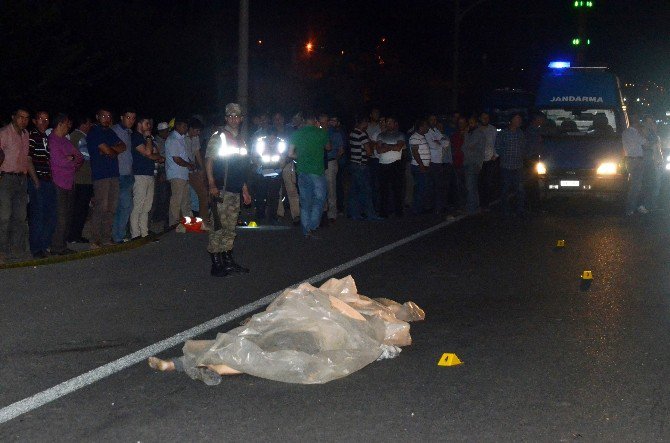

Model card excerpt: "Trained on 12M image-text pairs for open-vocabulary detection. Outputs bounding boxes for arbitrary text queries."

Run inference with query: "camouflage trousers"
[207,191,240,253]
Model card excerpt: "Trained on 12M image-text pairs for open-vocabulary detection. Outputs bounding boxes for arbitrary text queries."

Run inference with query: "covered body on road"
[151,276,424,385]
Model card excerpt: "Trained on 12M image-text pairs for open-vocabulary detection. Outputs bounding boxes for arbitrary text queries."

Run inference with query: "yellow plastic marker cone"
[437,353,463,367]
[248,221,258,227]
[556,240,565,247]
[581,270,593,280]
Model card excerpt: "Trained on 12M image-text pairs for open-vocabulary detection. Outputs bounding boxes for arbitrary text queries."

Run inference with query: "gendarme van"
[533,62,629,200]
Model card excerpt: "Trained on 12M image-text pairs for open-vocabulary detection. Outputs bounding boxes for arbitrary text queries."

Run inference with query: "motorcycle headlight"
[256,138,265,155]
[262,154,271,163]
[596,162,617,175]
[239,147,248,156]
[535,162,547,175]
[277,140,287,153]
[271,155,280,162]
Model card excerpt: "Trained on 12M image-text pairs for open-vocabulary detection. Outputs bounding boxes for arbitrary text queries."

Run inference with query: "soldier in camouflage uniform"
[205,103,252,277]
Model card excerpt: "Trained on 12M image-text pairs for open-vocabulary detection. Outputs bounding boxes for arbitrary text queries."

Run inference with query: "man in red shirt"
[0,107,31,262]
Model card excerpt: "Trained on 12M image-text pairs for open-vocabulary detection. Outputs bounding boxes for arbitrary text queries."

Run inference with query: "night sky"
[0,0,668,124]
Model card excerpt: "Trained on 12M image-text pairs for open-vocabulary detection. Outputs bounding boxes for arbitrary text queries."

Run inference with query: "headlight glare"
[256,138,265,155]
[535,162,547,175]
[596,162,617,175]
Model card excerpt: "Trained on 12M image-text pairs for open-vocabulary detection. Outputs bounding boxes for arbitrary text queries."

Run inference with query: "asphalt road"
[1,199,669,442]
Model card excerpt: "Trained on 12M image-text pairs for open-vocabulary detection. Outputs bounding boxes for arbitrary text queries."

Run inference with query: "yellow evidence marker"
[248,221,258,227]
[437,353,463,367]
[581,270,593,280]
[556,240,565,247]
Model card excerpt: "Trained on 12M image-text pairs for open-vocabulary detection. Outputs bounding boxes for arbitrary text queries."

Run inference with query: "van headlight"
[596,162,618,175]
[535,162,547,175]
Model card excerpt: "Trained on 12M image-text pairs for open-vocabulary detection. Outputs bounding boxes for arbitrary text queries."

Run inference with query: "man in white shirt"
[151,122,171,231]
[376,117,405,217]
[165,117,196,226]
[622,113,647,216]
[478,112,499,209]
[410,119,431,214]
[426,115,451,214]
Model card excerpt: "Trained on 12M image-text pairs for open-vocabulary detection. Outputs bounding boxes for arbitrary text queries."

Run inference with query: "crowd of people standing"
[0,103,543,264]
[4,101,660,265]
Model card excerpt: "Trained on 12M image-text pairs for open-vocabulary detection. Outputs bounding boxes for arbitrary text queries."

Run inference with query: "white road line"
[0,217,460,424]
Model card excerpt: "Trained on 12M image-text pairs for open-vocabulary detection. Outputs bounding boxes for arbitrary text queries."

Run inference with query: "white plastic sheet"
[179,275,424,384]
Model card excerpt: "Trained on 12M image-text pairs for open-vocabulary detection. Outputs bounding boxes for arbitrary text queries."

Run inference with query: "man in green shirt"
[289,115,330,238]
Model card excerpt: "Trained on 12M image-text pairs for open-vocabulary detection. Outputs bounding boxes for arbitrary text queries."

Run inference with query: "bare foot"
[148,356,175,372]
[207,364,243,375]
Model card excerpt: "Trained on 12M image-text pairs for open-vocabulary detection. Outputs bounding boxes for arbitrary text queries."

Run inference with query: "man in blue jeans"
[289,114,330,238]
[347,117,382,221]
[111,107,136,243]
[27,111,57,258]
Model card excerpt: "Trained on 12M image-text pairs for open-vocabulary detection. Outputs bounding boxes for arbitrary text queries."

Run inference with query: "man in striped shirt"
[27,111,57,258]
[410,119,431,214]
[347,117,382,221]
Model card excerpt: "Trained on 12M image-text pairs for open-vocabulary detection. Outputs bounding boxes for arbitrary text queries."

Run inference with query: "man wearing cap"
[0,106,31,262]
[165,117,195,227]
[205,103,251,277]
[151,121,171,231]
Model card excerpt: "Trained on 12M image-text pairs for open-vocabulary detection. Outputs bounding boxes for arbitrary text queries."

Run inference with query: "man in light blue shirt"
[165,117,196,226]
[111,107,136,242]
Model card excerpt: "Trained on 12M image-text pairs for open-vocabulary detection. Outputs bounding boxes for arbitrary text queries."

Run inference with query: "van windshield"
[540,108,617,137]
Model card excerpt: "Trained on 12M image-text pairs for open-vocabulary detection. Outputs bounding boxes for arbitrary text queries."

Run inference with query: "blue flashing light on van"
[548,61,571,69]
[533,63,628,200]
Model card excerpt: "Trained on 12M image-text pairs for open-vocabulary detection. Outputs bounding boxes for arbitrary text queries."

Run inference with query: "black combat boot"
[210,252,229,277]
[224,250,249,273]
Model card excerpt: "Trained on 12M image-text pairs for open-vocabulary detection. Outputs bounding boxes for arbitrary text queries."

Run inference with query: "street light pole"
[451,0,460,111]
[451,0,490,111]
[237,0,249,137]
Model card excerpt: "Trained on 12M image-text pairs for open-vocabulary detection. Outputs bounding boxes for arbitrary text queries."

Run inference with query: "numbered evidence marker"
[437,353,463,367]
[556,240,565,248]
[580,270,593,291]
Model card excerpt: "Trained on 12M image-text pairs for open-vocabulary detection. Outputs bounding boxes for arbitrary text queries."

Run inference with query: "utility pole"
[451,0,460,111]
[237,0,249,137]
[451,0,490,111]
[571,1,593,65]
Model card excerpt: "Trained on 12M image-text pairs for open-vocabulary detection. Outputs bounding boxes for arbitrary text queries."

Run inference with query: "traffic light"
[572,38,591,46]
